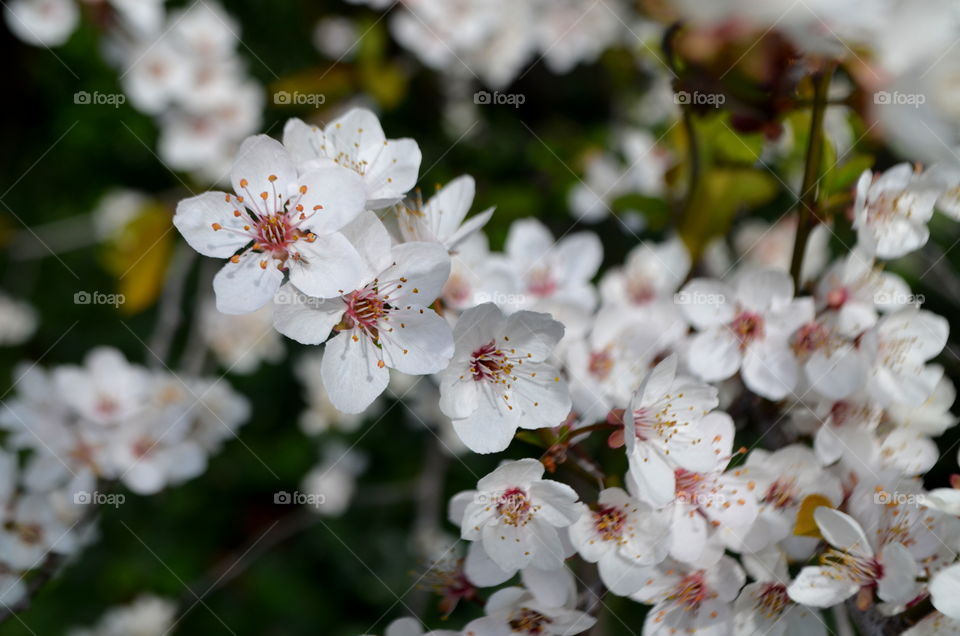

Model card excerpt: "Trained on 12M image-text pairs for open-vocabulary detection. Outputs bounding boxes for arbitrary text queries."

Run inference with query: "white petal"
[814,508,872,557]
[742,342,799,400]
[677,279,736,329]
[320,330,389,413]
[930,563,960,620]
[174,191,251,257]
[876,542,919,604]
[687,329,742,382]
[382,242,451,306]
[379,307,453,375]
[271,284,344,344]
[298,165,367,234]
[787,566,859,607]
[231,135,297,209]
[288,232,365,299]
[213,252,284,315]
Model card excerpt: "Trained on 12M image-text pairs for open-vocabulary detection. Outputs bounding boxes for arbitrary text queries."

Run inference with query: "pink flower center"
[791,322,830,356]
[820,550,884,585]
[527,268,557,297]
[826,286,848,309]
[593,505,628,541]
[254,213,298,256]
[755,583,790,618]
[627,278,655,305]
[730,311,764,348]
[764,478,797,509]
[674,468,704,504]
[470,341,511,382]
[497,487,535,526]
[669,571,710,609]
[508,607,552,634]
[344,289,388,335]
[588,349,614,380]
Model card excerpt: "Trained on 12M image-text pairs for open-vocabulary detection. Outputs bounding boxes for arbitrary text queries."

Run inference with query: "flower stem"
[789,64,834,289]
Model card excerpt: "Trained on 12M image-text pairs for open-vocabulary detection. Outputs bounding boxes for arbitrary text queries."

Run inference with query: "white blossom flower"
[568,487,671,594]
[283,108,421,209]
[438,303,570,454]
[734,548,827,636]
[53,347,149,426]
[274,240,454,414]
[620,354,727,508]
[458,459,581,573]
[631,556,745,636]
[504,218,602,333]
[463,586,595,636]
[930,563,960,621]
[201,302,284,374]
[814,249,911,337]
[67,594,177,636]
[4,0,78,47]
[860,308,948,408]
[679,269,814,400]
[396,175,494,251]
[852,164,940,259]
[787,507,919,608]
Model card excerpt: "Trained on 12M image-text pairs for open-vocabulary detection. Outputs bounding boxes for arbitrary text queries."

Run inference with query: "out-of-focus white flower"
[301,443,367,517]
[504,218,602,337]
[67,594,177,636]
[0,293,37,346]
[734,548,827,636]
[733,215,830,285]
[679,269,814,400]
[852,164,940,260]
[4,0,78,47]
[201,302,284,374]
[312,16,359,60]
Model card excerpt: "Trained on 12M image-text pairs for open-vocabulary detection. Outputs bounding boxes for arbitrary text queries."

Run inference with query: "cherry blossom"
[175,135,369,313]
[439,303,570,453]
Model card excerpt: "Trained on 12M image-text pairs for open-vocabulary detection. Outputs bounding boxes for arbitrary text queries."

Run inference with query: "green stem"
[789,65,834,289]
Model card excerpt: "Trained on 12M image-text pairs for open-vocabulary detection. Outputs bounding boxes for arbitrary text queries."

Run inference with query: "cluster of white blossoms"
[167,103,960,635]
[5,0,261,184]
[0,347,248,609]
[346,0,630,88]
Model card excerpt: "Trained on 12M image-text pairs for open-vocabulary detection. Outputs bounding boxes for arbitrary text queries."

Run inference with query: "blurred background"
[4,0,960,633]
